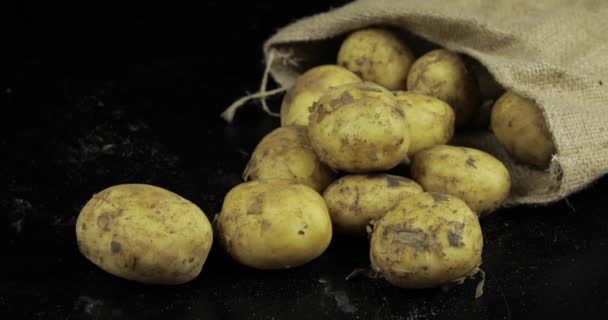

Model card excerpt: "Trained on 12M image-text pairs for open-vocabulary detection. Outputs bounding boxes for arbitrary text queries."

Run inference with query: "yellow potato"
[76,184,213,284]
[323,174,423,234]
[394,91,455,157]
[217,180,332,270]
[491,90,556,168]
[337,28,415,90]
[370,192,483,288]
[308,82,410,172]
[411,145,511,216]
[243,126,335,192]
[280,65,361,127]
[407,49,480,127]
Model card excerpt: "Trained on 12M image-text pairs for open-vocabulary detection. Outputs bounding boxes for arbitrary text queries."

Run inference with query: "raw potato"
[243,126,335,192]
[280,65,361,127]
[370,192,483,288]
[491,90,556,168]
[407,49,480,127]
[217,180,332,270]
[308,81,410,172]
[394,91,455,157]
[411,145,511,216]
[76,184,213,284]
[337,28,415,90]
[323,174,423,234]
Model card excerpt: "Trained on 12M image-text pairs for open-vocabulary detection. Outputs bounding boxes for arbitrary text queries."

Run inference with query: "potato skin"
[243,126,335,192]
[337,28,415,90]
[308,82,410,172]
[491,90,555,168]
[75,184,213,285]
[394,91,455,156]
[323,174,423,234]
[407,49,480,127]
[217,180,332,270]
[370,192,483,288]
[411,145,511,216]
[280,65,361,127]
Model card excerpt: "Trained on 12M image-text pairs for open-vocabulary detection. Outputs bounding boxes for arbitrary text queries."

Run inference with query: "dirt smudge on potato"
[247,195,264,215]
[260,219,272,231]
[385,175,405,188]
[393,106,405,118]
[358,84,382,92]
[111,241,122,253]
[447,221,465,247]
[431,193,449,202]
[329,91,356,108]
[466,157,477,169]
[314,104,331,124]
[97,215,110,231]
[387,224,429,251]
[350,186,361,213]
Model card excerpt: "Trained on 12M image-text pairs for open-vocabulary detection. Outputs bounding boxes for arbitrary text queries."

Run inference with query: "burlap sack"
[258,0,608,205]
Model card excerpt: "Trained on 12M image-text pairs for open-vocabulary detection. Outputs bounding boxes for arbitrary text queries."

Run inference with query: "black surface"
[3,2,608,319]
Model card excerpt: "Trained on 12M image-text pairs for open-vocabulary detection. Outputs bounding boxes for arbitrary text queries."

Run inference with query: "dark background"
[2,1,608,319]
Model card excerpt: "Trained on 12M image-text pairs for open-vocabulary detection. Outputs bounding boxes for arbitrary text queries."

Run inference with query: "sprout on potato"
[370,192,483,289]
[407,49,480,127]
[76,184,213,285]
[491,90,556,169]
[337,28,415,90]
[411,145,511,216]
[217,180,332,270]
[280,65,361,127]
[243,126,335,192]
[308,81,410,172]
[323,174,423,235]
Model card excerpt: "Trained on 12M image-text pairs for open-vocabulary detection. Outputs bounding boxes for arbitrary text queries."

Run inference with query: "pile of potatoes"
[75,27,556,290]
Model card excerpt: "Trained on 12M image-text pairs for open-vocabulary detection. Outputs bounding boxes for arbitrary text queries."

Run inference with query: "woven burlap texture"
[262,0,608,205]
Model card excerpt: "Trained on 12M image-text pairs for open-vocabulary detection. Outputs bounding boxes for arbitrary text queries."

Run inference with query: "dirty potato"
[308,82,410,172]
[243,126,335,192]
[491,90,556,168]
[337,28,415,90]
[323,174,423,234]
[407,49,480,127]
[76,184,213,284]
[370,192,483,288]
[217,180,332,270]
[411,145,511,216]
[280,65,362,127]
[394,91,455,157]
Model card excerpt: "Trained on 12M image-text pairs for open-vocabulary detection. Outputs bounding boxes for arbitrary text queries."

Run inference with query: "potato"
[337,28,415,90]
[323,174,423,234]
[280,65,362,127]
[217,180,332,270]
[370,192,483,288]
[411,145,511,216]
[407,49,480,127]
[308,81,410,172]
[243,126,335,192]
[491,90,556,168]
[75,184,213,284]
[394,91,455,157]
